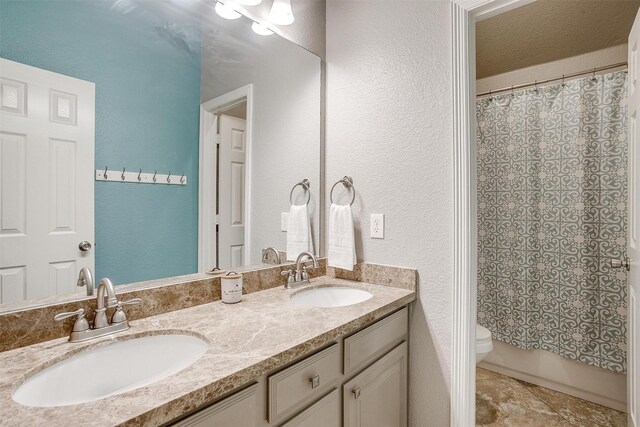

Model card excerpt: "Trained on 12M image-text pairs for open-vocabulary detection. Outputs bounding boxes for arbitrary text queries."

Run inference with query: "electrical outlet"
[281,212,289,231]
[370,214,384,239]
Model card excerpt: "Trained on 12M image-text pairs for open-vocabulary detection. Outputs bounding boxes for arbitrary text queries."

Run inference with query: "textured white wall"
[326,1,452,425]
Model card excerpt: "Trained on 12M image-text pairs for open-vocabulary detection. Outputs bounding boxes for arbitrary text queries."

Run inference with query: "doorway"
[198,84,253,272]
[450,1,640,425]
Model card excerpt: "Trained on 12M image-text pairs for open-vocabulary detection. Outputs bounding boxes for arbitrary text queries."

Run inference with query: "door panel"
[0,59,94,303]
[218,114,246,269]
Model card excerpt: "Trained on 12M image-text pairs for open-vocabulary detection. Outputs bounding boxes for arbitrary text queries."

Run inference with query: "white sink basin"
[12,334,208,407]
[290,286,373,308]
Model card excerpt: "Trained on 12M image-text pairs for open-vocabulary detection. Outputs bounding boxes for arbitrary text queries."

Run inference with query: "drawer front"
[280,388,340,427]
[172,383,258,427]
[268,343,340,422]
[343,307,408,375]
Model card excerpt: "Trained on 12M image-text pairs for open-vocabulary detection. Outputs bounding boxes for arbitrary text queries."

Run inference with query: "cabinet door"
[281,389,340,427]
[172,384,258,427]
[343,342,407,427]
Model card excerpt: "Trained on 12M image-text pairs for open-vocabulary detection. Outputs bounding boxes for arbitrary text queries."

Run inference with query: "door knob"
[78,241,92,252]
[610,258,630,271]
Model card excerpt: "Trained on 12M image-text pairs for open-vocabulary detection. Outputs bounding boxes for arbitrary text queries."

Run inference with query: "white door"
[629,10,640,427]
[218,114,246,269]
[0,59,95,303]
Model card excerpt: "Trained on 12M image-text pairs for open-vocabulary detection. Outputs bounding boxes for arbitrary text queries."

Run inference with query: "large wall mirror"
[0,0,321,310]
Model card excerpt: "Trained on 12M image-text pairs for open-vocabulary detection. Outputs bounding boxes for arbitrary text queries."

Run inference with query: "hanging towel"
[286,204,312,261]
[328,203,356,271]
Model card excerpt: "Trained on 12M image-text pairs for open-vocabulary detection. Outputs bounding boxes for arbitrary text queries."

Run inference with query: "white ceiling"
[476,0,639,78]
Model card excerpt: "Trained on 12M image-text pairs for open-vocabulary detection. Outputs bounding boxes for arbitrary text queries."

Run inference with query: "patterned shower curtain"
[476,71,628,373]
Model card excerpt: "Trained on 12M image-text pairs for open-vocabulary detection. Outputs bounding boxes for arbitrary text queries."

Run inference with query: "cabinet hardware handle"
[309,375,320,389]
[352,388,361,399]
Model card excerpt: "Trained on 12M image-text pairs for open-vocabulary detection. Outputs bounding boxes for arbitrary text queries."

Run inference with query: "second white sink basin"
[12,334,208,407]
[290,286,373,308]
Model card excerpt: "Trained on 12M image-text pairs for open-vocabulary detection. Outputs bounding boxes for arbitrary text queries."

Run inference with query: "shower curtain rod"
[476,61,628,98]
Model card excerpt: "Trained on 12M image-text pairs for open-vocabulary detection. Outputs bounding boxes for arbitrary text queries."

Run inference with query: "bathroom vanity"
[0,274,415,426]
[173,306,408,427]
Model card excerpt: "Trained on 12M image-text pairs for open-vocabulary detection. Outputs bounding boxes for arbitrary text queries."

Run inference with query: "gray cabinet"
[172,384,258,427]
[343,342,408,427]
[280,389,341,427]
[172,307,409,427]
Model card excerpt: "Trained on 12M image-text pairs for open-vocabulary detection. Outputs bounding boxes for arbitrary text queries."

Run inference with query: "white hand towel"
[286,204,312,261]
[328,203,356,271]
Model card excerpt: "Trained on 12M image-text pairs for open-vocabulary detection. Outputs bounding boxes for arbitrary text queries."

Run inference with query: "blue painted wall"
[1,0,201,285]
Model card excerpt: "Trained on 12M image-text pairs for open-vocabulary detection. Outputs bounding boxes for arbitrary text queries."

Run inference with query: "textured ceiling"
[476,0,639,78]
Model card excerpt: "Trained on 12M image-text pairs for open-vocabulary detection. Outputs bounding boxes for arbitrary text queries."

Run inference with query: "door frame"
[198,84,253,272]
[449,0,536,425]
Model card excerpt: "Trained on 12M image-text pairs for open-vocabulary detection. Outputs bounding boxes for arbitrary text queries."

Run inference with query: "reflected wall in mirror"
[0,0,321,309]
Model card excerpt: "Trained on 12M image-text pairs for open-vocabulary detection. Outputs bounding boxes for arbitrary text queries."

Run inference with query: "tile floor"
[476,368,627,427]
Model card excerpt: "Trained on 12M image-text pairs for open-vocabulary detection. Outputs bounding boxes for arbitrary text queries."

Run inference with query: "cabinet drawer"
[268,343,340,422]
[343,307,408,375]
[172,383,258,427]
[280,388,340,427]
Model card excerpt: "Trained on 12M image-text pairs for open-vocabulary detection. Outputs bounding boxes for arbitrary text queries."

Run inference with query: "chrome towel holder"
[330,176,355,206]
[290,179,311,206]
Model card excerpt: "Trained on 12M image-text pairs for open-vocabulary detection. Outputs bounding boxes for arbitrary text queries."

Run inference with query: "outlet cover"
[370,214,384,239]
[281,212,289,232]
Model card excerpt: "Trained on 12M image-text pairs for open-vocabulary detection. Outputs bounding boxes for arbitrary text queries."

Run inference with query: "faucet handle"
[54,308,90,333]
[111,298,142,324]
[119,298,142,307]
[281,269,295,285]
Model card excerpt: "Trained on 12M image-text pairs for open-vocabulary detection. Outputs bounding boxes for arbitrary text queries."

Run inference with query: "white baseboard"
[479,341,627,412]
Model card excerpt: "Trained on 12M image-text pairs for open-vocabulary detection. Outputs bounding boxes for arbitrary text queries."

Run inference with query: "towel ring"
[289,179,311,206]
[330,176,355,206]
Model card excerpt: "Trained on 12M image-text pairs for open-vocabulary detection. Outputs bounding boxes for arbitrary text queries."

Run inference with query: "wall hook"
[153,170,157,183]
[167,171,171,183]
[121,167,126,181]
[180,173,185,184]
[104,166,108,179]
[137,168,142,182]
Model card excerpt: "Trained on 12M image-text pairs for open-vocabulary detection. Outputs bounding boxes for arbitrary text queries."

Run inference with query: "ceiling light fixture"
[268,0,294,25]
[251,21,274,35]
[236,0,262,5]
[214,1,241,20]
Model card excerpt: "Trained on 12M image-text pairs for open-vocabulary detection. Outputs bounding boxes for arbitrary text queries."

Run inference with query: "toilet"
[476,324,493,363]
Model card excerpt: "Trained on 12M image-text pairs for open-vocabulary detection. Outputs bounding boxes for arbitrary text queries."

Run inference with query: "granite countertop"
[0,276,415,427]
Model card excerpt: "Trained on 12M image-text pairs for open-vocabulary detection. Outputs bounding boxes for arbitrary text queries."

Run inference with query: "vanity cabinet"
[172,384,258,427]
[171,306,408,427]
[343,342,408,427]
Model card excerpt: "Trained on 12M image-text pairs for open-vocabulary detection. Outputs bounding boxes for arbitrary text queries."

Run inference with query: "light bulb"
[236,0,262,5]
[268,0,294,25]
[251,21,274,35]
[214,1,241,19]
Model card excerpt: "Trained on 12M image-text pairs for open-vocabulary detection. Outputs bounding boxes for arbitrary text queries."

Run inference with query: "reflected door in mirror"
[218,114,247,269]
[0,59,95,303]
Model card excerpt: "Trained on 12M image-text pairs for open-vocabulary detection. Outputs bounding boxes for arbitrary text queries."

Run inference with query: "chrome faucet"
[94,278,119,328]
[281,252,319,289]
[262,247,282,265]
[54,277,142,343]
[76,267,94,296]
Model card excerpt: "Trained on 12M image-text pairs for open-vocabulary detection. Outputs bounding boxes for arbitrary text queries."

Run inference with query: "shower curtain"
[476,71,628,373]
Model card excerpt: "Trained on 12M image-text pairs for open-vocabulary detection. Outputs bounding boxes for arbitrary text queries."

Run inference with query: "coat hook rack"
[96,167,187,186]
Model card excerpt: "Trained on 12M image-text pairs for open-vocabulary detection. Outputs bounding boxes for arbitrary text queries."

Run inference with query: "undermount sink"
[290,286,373,308]
[12,334,208,407]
